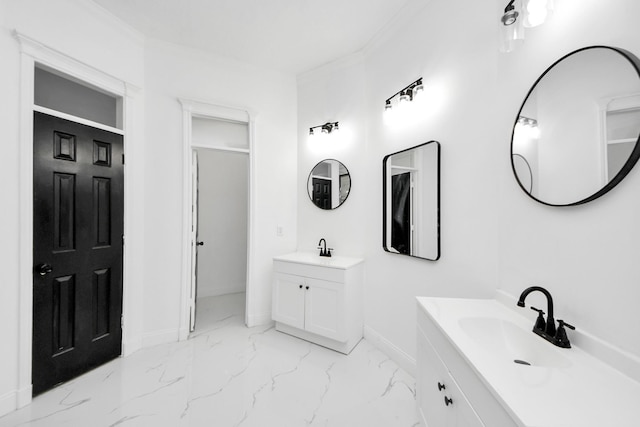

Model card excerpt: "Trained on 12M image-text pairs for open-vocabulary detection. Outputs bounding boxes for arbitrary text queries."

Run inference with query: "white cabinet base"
[275,322,363,355]
[272,252,364,355]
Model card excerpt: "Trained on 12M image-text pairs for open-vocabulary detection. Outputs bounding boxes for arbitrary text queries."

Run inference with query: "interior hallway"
[0,293,418,426]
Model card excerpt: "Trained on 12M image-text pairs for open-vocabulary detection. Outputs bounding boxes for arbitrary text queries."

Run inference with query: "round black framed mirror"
[307,159,351,210]
[511,46,640,206]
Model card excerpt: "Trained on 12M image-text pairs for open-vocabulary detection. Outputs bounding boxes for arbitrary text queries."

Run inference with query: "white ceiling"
[91,0,417,74]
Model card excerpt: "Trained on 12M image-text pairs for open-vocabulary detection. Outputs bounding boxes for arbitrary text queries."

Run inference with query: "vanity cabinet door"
[304,277,346,342]
[272,273,305,329]
[418,326,485,427]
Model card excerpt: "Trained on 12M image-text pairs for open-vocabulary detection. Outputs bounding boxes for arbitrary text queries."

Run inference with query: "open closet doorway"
[189,117,249,333]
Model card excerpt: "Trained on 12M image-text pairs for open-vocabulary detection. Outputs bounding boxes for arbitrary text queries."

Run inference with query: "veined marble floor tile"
[1,293,419,427]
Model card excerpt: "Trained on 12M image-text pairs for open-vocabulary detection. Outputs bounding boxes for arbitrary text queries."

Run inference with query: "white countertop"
[417,297,640,427]
[273,251,364,270]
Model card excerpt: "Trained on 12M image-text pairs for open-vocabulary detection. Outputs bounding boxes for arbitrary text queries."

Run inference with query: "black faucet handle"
[530,306,546,331]
[558,319,575,330]
[326,248,333,257]
[554,319,575,348]
[530,306,545,315]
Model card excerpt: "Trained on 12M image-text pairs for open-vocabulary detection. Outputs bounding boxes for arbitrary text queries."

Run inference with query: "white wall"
[297,0,640,373]
[195,148,248,298]
[143,38,298,338]
[297,55,368,257]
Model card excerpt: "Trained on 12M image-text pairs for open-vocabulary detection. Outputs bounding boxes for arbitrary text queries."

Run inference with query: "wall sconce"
[309,121,339,136]
[384,78,424,112]
[500,0,524,53]
[500,0,554,52]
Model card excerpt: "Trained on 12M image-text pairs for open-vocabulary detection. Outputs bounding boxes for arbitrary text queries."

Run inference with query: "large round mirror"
[511,46,640,206]
[307,159,351,210]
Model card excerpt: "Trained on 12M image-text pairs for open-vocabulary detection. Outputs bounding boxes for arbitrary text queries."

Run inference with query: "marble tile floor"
[1,293,419,427]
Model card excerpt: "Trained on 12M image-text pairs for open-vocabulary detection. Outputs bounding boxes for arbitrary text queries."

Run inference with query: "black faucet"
[317,238,332,257]
[517,286,575,348]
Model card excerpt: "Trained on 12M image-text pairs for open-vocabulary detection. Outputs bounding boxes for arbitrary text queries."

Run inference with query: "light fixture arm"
[309,121,339,135]
[385,78,423,105]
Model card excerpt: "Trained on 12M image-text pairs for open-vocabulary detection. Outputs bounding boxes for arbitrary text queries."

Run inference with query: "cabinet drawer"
[418,326,485,427]
[274,260,346,283]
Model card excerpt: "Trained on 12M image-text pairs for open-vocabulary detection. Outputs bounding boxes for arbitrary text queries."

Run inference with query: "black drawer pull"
[444,396,453,406]
[437,382,446,391]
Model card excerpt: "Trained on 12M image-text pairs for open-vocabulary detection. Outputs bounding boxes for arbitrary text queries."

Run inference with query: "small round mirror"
[511,46,640,206]
[307,159,351,210]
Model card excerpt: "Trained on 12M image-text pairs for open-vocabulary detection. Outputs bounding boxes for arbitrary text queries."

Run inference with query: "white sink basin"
[273,251,364,269]
[458,316,572,368]
[417,297,640,427]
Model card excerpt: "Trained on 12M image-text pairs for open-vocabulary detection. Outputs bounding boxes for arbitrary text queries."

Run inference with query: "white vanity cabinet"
[417,330,485,427]
[272,252,364,354]
[417,301,516,427]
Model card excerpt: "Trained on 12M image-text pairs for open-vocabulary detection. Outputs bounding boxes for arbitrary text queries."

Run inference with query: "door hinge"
[121,315,124,328]
[122,154,125,164]
[122,234,125,246]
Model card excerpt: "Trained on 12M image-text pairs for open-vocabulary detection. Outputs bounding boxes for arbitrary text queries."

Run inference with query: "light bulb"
[525,0,549,27]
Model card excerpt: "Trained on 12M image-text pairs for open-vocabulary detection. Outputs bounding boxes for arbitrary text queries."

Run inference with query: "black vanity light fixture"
[309,121,339,136]
[501,0,519,25]
[384,78,424,112]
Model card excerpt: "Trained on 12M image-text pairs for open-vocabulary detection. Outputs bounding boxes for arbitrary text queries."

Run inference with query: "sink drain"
[514,359,531,366]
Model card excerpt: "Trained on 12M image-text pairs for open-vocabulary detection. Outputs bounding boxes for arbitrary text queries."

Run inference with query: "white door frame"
[178,99,256,340]
[14,31,143,408]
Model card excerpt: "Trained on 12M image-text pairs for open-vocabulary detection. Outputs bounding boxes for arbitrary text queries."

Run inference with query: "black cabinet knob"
[444,396,453,406]
[437,382,446,391]
[305,286,309,290]
[299,284,303,289]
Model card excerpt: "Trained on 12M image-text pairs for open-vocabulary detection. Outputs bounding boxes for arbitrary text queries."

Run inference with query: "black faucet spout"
[318,238,328,257]
[517,286,556,337]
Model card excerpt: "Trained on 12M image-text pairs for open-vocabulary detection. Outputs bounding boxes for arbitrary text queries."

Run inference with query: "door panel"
[312,177,331,209]
[33,112,124,396]
[304,278,345,342]
[273,273,305,329]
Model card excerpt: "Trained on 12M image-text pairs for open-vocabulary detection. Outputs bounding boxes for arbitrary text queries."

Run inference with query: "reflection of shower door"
[391,173,411,255]
[312,177,331,209]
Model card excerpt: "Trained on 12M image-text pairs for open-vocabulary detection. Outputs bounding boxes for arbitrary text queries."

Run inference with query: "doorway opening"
[179,103,253,338]
[192,145,249,332]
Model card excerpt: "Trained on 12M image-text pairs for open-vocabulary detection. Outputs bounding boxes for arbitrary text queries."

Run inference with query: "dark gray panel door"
[32,112,124,396]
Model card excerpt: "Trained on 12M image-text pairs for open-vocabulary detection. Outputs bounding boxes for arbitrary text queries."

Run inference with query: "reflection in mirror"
[512,154,533,193]
[307,159,351,210]
[383,141,440,261]
[511,46,640,206]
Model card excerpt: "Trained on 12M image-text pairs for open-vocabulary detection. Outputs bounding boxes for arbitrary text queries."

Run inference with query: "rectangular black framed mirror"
[383,141,440,261]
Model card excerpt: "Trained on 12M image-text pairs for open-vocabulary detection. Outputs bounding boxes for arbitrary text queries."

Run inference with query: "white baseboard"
[141,328,179,348]
[364,325,416,377]
[16,385,31,409]
[198,284,245,299]
[122,337,143,357]
[0,390,17,418]
[246,312,272,328]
